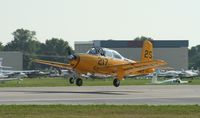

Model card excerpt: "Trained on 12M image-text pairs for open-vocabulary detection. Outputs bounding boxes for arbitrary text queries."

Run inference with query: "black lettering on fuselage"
[97,57,108,66]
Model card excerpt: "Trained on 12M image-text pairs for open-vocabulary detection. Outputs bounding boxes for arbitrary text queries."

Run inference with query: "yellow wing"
[32,59,72,70]
[95,60,167,74]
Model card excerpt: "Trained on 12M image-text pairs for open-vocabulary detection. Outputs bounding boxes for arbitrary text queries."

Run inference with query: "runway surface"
[0,85,200,105]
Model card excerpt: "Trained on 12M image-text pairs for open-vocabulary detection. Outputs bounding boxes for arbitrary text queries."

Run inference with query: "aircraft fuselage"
[71,54,154,77]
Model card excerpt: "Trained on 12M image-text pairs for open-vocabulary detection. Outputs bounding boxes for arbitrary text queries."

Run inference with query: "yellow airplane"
[33,40,167,87]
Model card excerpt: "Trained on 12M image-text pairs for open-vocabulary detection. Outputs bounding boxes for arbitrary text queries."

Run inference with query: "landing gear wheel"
[69,77,74,84]
[76,78,83,86]
[113,79,120,87]
[177,80,180,84]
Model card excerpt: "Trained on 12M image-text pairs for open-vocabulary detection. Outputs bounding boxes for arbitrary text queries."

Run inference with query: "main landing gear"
[76,78,83,86]
[69,77,75,84]
[69,76,120,87]
[69,77,83,86]
[113,79,120,87]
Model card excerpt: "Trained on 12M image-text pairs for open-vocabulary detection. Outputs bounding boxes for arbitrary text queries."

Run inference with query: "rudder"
[141,40,153,62]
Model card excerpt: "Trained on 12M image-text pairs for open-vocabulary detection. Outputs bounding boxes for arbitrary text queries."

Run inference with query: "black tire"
[76,78,83,86]
[177,80,181,84]
[69,77,74,84]
[113,79,120,87]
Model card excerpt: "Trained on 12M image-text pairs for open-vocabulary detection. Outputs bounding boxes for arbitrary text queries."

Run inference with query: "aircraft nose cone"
[67,54,77,61]
[67,54,80,68]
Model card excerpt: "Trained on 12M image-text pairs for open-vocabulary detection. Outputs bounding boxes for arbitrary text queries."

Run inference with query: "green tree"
[134,36,153,41]
[34,38,74,69]
[189,45,200,69]
[0,42,4,51]
[3,29,74,70]
[4,28,41,53]
[40,38,73,56]
[4,28,42,69]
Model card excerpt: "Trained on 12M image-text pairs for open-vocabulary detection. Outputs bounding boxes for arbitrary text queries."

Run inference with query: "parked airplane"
[151,73,191,84]
[0,58,38,78]
[156,69,182,78]
[0,73,8,78]
[180,70,198,78]
[156,68,199,79]
[0,58,31,84]
[0,58,12,69]
[33,40,167,87]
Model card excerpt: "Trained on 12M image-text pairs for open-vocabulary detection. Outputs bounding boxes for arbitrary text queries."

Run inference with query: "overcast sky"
[0,0,200,49]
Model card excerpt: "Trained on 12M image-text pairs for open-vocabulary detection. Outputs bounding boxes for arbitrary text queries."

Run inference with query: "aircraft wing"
[2,70,38,73]
[0,65,12,69]
[96,60,167,74]
[33,59,72,70]
[0,78,20,81]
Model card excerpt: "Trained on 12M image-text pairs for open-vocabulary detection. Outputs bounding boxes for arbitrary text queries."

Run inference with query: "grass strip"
[0,77,200,87]
[0,105,200,118]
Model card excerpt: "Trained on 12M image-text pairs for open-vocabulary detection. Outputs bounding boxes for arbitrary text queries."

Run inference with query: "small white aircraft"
[180,70,198,78]
[0,58,38,78]
[151,73,191,84]
[0,58,12,69]
[156,69,182,78]
[0,58,25,84]
[0,73,8,78]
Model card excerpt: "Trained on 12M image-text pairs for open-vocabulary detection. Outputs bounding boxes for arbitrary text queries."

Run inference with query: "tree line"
[189,45,200,69]
[0,29,199,69]
[0,28,73,69]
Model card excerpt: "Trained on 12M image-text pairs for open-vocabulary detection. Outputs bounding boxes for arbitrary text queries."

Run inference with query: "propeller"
[67,54,78,61]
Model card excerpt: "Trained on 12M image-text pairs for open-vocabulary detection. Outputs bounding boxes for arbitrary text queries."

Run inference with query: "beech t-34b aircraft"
[33,40,167,87]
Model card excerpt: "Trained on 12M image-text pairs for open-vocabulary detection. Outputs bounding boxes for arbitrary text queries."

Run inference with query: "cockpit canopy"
[87,47,124,59]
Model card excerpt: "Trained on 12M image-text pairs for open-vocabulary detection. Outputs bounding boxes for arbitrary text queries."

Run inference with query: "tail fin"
[141,40,153,62]
[156,69,161,75]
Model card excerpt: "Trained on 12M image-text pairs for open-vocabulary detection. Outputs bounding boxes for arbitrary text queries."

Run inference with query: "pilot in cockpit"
[87,48,97,55]
[87,47,105,56]
[87,47,124,60]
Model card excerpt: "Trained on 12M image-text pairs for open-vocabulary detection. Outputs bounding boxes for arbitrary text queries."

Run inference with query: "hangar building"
[0,51,23,70]
[75,40,189,70]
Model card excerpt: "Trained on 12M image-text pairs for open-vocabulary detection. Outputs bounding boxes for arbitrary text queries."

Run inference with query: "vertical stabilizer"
[156,69,161,75]
[141,40,153,62]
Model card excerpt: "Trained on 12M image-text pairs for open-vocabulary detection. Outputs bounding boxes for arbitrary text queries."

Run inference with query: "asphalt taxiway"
[0,85,200,105]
